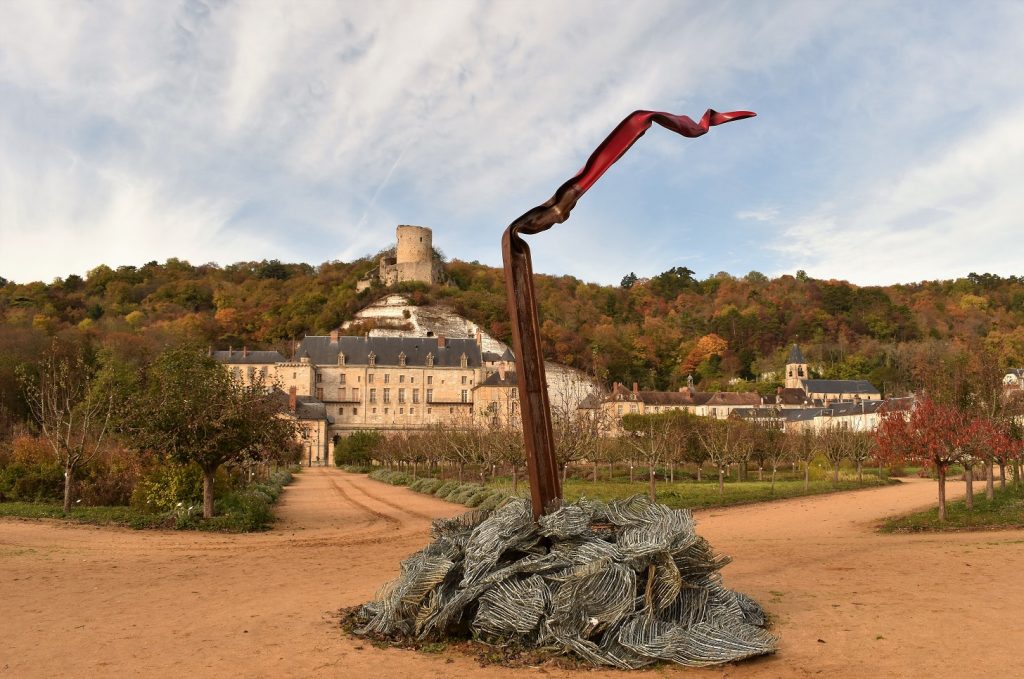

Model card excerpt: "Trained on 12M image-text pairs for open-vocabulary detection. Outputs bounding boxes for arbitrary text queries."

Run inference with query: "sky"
[0,0,1022,287]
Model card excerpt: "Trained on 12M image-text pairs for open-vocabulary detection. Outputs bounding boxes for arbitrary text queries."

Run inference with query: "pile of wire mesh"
[350,495,776,668]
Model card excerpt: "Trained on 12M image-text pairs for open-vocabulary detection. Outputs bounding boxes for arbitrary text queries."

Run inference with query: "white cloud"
[771,107,1024,284]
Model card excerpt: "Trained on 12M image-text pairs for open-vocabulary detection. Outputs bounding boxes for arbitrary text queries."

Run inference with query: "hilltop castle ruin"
[356,225,443,291]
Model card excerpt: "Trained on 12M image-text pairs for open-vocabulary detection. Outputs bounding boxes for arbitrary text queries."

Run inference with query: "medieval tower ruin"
[358,225,443,291]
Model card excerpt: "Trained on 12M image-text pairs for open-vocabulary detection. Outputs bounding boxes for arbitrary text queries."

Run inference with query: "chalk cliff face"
[342,294,601,410]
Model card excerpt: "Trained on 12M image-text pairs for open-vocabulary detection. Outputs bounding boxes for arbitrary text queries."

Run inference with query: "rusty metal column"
[501,109,755,520]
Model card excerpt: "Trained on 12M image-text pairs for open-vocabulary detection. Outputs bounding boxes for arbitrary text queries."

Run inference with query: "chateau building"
[215,332,490,464]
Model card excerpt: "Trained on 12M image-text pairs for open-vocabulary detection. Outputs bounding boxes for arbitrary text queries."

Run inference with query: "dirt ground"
[2,469,1022,679]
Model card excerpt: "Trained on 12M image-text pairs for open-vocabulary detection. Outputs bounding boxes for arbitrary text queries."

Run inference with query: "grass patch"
[0,467,299,532]
[880,485,1024,533]
[556,477,897,510]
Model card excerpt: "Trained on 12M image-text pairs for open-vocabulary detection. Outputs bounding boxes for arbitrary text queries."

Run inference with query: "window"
[384,373,390,384]
[384,407,389,414]
[292,371,297,379]
[383,388,390,404]
[449,407,454,414]
[410,376,415,383]
[460,353,468,368]
[369,388,377,403]
[316,372,322,383]
[367,352,376,366]
[399,407,404,414]
[368,373,375,383]
[398,388,405,404]
[338,406,344,414]
[372,407,377,414]
[399,374,405,383]
[260,367,267,377]
[412,389,419,404]
[352,388,360,400]
[426,389,433,403]
[316,388,323,400]
[426,352,434,367]
[617,405,623,415]
[338,353,346,366]
[427,408,432,415]
[339,374,346,385]
[353,407,358,416]
[398,352,406,367]
[630,404,637,413]
[427,375,433,385]
[461,375,467,385]
[247,367,255,379]
[338,387,346,400]
[461,390,468,403]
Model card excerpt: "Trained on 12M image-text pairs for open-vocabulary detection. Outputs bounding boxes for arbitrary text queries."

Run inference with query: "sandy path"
[1,470,1021,678]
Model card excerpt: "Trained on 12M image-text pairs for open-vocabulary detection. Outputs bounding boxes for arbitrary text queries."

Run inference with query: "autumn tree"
[819,427,850,485]
[18,343,112,511]
[875,396,967,521]
[127,346,297,518]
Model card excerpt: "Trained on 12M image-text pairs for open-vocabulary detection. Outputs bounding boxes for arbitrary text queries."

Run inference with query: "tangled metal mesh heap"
[351,496,776,668]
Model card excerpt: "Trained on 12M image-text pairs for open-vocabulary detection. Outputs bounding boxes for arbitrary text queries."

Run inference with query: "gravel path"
[1,469,1020,678]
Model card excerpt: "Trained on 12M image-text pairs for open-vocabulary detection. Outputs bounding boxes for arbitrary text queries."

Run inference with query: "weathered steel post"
[502,109,755,520]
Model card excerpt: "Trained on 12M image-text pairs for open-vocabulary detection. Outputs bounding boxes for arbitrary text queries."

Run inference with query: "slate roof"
[212,350,286,365]
[294,335,482,368]
[802,379,879,395]
[271,389,328,420]
[482,348,515,362]
[475,370,518,388]
[787,344,806,364]
[703,391,762,407]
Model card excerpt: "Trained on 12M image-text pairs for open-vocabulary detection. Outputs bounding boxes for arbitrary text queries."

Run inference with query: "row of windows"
[335,406,462,417]
[338,352,471,369]
[314,372,473,386]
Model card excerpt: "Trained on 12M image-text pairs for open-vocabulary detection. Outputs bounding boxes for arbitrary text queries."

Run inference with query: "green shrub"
[418,478,443,494]
[0,462,64,502]
[434,481,458,497]
[341,464,373,473]
[132,461,205,513]
[476,494,506,512]
[464,490,493,508]
[368,468,392,483]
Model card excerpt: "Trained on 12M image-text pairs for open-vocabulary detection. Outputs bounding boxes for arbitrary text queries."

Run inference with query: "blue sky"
[1,1,1021,286]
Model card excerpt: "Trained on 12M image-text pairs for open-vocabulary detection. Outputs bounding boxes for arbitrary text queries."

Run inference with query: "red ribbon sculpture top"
[502,109,755,519]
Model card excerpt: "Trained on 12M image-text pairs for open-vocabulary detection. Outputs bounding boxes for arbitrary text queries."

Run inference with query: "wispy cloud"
[0,1,1021,286]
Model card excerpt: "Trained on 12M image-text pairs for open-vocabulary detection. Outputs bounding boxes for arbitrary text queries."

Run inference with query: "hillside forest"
[2,254,1023,426]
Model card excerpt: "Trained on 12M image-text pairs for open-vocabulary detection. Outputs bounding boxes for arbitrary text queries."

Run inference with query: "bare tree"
[621,412,678,500]
[751,414,788,492]
[820,427,850,485]
[19,345,111,512]
[847,431,875,484]
[695,418,752,496]
[786,427,818,491]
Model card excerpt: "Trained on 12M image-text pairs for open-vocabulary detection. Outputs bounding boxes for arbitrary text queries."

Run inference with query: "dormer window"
[368,351,376,367]
[338,352,346,366]
[398,352,407,367]
[426,352,434,367]
[460,353,468,368]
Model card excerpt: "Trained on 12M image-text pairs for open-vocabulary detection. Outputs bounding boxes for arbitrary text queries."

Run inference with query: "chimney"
[330,330,338,344]
[289,386,297,413]
[475,328,482,347]
[242,346,248,358]
[437,335,446,349]
[632,382,638,395]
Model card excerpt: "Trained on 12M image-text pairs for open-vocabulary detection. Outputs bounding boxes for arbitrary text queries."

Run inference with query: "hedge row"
[367,469,509,512]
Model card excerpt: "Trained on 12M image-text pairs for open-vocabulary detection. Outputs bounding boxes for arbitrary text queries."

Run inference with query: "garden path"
[0,468,1020,678]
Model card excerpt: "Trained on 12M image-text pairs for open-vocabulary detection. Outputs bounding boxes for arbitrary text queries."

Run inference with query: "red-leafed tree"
[875,396,969,521]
